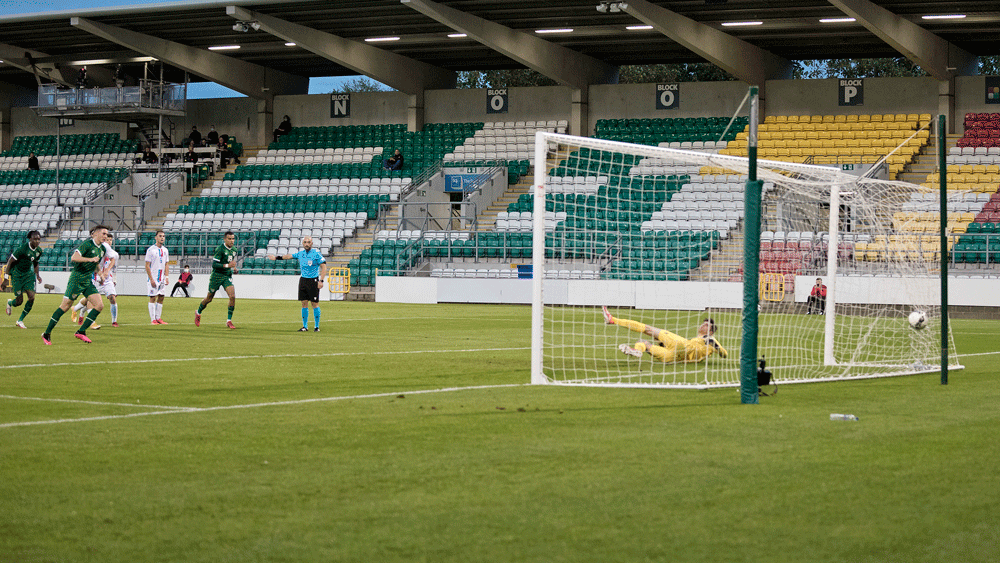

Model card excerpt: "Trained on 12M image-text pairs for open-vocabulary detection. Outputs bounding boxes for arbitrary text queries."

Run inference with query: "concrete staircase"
[475,174,532,232]
[897,133,960,187]
[143,147,262,233]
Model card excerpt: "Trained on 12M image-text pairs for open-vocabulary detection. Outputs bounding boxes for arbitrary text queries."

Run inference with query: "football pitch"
[2,294,998,562]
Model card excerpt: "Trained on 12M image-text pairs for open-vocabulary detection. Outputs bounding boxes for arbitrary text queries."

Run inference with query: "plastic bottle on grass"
[830,413,859,421]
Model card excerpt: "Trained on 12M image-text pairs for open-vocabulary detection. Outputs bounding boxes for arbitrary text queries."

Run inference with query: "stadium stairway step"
[143,148,263,233]
[897,134,960,186]
[477,173,533,230]
[327,204,401,270]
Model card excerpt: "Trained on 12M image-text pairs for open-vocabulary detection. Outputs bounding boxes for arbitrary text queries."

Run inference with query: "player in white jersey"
[144,230,171,325]
[71,231,120,328]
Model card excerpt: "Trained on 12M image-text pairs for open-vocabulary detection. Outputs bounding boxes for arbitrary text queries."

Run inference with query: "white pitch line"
[0,383,526,429]
[0,395,192,410]
[0,346,530,371]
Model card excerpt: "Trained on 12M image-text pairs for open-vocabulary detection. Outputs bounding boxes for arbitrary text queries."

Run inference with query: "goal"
[529,131,962,389]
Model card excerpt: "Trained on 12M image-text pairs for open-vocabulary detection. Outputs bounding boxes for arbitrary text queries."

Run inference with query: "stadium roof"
[0,0,997,91]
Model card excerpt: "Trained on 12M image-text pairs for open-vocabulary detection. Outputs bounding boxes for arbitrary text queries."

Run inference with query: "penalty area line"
[0,346,530,371]
[0,383,527,429]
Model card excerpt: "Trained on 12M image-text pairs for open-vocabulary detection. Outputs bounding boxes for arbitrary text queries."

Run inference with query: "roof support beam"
[0,42,115,88]
[827,0,976,80]
[400,0,618,90]
[619,0,792,85]
[70,17,307,99]
[226,6,455,95]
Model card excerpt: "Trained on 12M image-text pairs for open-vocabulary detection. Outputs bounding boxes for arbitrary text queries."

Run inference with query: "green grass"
[2,294,998,562]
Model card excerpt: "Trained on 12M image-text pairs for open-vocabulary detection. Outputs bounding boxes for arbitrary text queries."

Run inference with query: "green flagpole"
[740,86,761,404]
[938,115,949,385]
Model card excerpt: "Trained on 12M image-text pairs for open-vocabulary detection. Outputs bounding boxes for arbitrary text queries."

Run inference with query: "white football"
[908,310,928,330]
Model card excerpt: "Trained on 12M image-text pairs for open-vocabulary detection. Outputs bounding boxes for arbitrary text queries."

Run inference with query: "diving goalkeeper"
[602,306,729,362]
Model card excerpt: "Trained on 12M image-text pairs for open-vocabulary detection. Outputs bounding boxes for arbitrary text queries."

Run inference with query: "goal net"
[530,131,962,388]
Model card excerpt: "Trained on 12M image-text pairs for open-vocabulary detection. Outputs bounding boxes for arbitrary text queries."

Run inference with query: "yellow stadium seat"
[783,115,796,123]
[868,114,881,122]
[846,114,859,122]
[764,115,777,123]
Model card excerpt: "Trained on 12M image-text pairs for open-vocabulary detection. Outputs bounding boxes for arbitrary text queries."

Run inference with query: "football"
[908,310,928,330]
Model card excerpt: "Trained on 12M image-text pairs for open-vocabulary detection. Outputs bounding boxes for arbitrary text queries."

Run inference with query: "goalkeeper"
[602,306,729,362]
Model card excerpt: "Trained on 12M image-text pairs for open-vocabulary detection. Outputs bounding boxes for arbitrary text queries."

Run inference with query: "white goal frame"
[529,131,962,389]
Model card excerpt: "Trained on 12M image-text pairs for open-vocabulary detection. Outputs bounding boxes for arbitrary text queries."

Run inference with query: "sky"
[0,0,364,98]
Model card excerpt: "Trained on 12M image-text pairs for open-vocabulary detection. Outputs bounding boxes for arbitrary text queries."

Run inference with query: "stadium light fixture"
[448,33,468,38]
[285,42,296,47]
[365,36,400,42]
[922,14,966,20]
[535,28,574,34]
[596,2,624,13]
[626,25,653,30]
[721,21,763,27]
[208,45,241,51]
[819,17,856,23]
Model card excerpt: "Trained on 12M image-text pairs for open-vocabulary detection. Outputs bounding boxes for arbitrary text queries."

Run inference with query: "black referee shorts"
[298,276,320,303]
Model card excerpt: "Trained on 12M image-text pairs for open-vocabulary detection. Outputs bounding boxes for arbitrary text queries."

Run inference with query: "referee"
[268,236,328,332]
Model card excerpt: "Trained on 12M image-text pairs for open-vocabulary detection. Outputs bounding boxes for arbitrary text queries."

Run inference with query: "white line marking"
[0,383,526,429]
[0,346,530,370]
[0,395,191,410]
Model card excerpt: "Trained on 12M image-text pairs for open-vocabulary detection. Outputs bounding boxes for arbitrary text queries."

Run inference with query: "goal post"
[529,129,962,390]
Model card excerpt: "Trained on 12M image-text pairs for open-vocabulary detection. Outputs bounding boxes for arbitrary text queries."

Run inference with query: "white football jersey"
[145,244,170,285]
[101,242,120,279]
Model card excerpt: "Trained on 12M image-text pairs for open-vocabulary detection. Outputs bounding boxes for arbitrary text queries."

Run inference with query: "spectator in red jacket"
[807,278,827,315]
[171,265,194,297]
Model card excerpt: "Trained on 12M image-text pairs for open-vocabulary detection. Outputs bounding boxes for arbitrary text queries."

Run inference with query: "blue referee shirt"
[292,248,326,278]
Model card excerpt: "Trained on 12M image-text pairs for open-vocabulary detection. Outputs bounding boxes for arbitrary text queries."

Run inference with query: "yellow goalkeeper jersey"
[645,330,728,363]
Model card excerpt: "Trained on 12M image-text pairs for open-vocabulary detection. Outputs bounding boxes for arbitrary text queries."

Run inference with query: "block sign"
[655,83,680,110]
[986,77,1000,104]
[330,93,351,118]
[839,79,864,106]
[487,89,508,114]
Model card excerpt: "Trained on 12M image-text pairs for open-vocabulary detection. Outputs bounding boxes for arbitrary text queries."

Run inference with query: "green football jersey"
[9,242,43,276]
[72,238,106,276]
[211,243,238,278]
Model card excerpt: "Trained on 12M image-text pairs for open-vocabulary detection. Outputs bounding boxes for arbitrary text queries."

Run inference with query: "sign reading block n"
[330,93,351,118]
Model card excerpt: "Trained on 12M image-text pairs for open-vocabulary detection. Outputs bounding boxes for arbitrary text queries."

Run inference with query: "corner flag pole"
[740,86,761,404]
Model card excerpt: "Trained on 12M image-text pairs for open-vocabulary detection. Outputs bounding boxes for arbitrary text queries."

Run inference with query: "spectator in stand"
[137,146,158,165]
[205,125,219,146]
[27,152,39,171]
[807,278,827,315]
[273,115,292,142]
[171,265,193,297]
[184,142,199,164]
[216,135,240,167]
[189,125,203,147]
[383,149,404,170]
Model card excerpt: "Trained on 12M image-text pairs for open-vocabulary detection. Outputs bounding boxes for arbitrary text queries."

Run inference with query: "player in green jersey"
[195,231,238,329]
[5,230,43,328]
[42,225,109,345]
